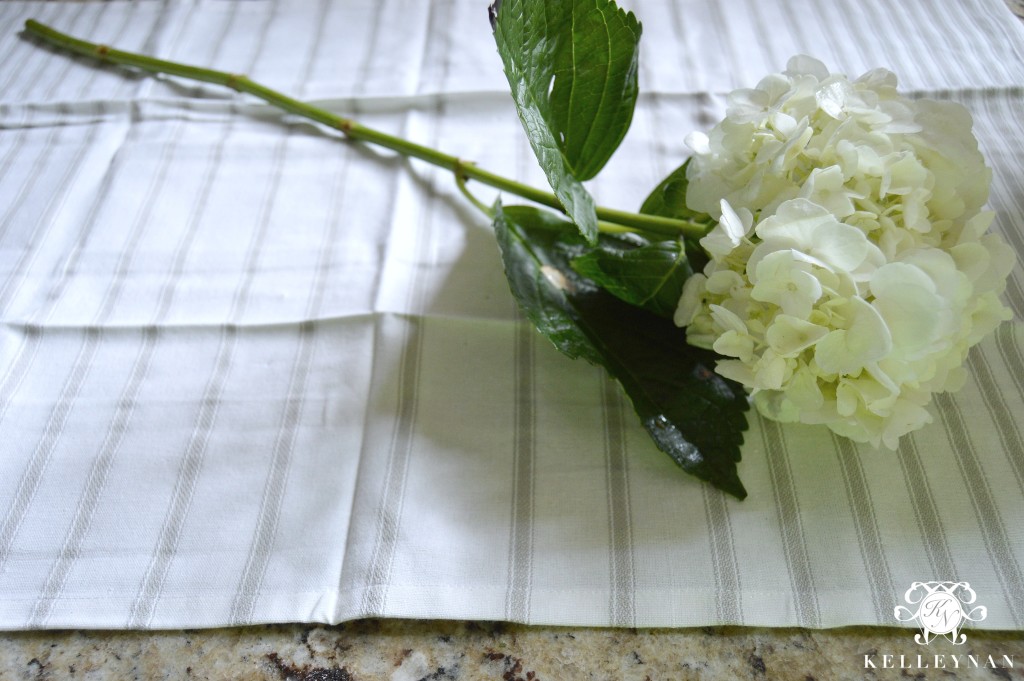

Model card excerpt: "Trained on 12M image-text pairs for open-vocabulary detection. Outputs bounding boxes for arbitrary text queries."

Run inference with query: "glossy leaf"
[492,0,642,243]
[640,158,713,271]
[493,202,604,365]
[494,203,750,499]
[571,239,692,319]
[639,158,699,220]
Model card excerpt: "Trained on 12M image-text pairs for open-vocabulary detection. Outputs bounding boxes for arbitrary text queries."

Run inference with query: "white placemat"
[1,0,1023,630]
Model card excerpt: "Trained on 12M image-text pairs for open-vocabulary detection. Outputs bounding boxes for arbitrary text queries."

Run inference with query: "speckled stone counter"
[2,621,1022,680]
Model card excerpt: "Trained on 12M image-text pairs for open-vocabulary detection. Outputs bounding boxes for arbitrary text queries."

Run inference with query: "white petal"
[872,285,942,358]
[980,233,1017,294]
[714,330,755,362]
[949,242,990,286]
[957,210,995,244]
[814,297,892,374]
[786,55,830,81]
[727,88,769,122]
[705,269,746,295]
[809,221,870,272]
[766,315,829,356]
[702,200,754,258]
[755,198,833,243]
[870,261,935,297]
[844,296,893,362]
[715,359,756,388]
[799,165,857,218]
[709,304,748,334]
[674,274,707,327]
[880,153,929,197]
[754,350,788,391]
[684,131,711,155]
[719,199,753,240]
[750,251,823,318]
[753,390,803,423]
[785,367,824,410]
[880,399,932,450]
[816,79,853,119]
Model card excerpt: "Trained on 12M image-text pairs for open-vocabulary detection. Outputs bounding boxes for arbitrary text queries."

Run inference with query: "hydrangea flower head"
[677,56,1015,449]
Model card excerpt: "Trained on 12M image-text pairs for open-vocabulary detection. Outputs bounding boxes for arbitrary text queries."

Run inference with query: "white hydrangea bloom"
[678,56,1016,449]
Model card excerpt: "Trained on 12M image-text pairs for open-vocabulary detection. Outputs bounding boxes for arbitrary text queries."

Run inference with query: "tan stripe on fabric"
[0,331,98,569]
[0,6,141,574]
[997,324,1024,400]
[703,0,744,86]
[505,317,536,623]
[897,436,958,579]
[769,0,814,67]
[19,98,186,621]
[359,0,452,616]
[662,1,702,94]
[0,3,81,98]
[0,116,39,226]
[970,90,1024,316]
[24,3,229,628]
[832,435,896,622]
[966,349,1024,494]
[861,0,942,87]
[884,0,951,86]
[0,7,127,263]
[0,3,36,68]
[759,417,820,628]
[229,0,339,624]
[0,106,111,300]
[738,0,778,71]
[703,485,742,623]
[804,2,868,71]
[0,3,151,309]
[934,393,1024,628]
[128,0,290,627]
[602,379,635,628]
[359,314,424,615]
[940,2,1019,86]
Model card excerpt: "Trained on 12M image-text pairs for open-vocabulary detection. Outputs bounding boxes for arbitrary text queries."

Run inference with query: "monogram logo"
[894,582,987,644]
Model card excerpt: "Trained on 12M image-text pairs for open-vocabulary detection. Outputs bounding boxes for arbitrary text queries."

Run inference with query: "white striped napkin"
[1,0,1023,630]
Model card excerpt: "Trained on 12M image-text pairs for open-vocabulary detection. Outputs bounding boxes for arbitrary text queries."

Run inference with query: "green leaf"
[494,202,750,499]
[571,239,692,319]
[639,158,701,220]
[640,158,713,271]
[492,0,642,244]
[493,202,604,365]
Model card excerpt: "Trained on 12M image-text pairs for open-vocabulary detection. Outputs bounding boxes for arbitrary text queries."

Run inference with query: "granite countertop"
[3,620,1023,680]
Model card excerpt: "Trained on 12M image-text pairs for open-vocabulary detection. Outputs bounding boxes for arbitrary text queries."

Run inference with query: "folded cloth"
[1,0,1023,630]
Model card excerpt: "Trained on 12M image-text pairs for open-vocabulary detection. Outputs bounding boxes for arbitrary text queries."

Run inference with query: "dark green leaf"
[494,203,750,499]
[493,0,642,243]
[639,158,699,220]
[493,202,603,365]
[639,158,713,272]
[571,239,692,319]
[500,204,584,234]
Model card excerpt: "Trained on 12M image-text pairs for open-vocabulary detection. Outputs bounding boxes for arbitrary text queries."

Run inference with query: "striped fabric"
[0,0,1023,630]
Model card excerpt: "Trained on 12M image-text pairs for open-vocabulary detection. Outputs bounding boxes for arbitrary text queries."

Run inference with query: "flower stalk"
[22,19,705,239]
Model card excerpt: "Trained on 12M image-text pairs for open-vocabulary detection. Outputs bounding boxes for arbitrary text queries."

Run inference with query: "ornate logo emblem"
[894,582,987,644]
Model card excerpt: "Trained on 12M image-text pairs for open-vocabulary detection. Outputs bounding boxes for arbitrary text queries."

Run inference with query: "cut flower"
[679,56,1015,449]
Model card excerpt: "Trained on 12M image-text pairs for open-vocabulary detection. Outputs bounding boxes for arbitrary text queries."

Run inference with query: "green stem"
[22,19,706,239]
[453,163,494,219]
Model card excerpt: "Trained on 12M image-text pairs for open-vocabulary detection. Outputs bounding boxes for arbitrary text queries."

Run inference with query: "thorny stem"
[23,19,708,239]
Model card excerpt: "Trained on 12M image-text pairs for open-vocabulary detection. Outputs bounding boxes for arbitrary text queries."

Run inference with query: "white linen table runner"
[1,0,1024,630]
